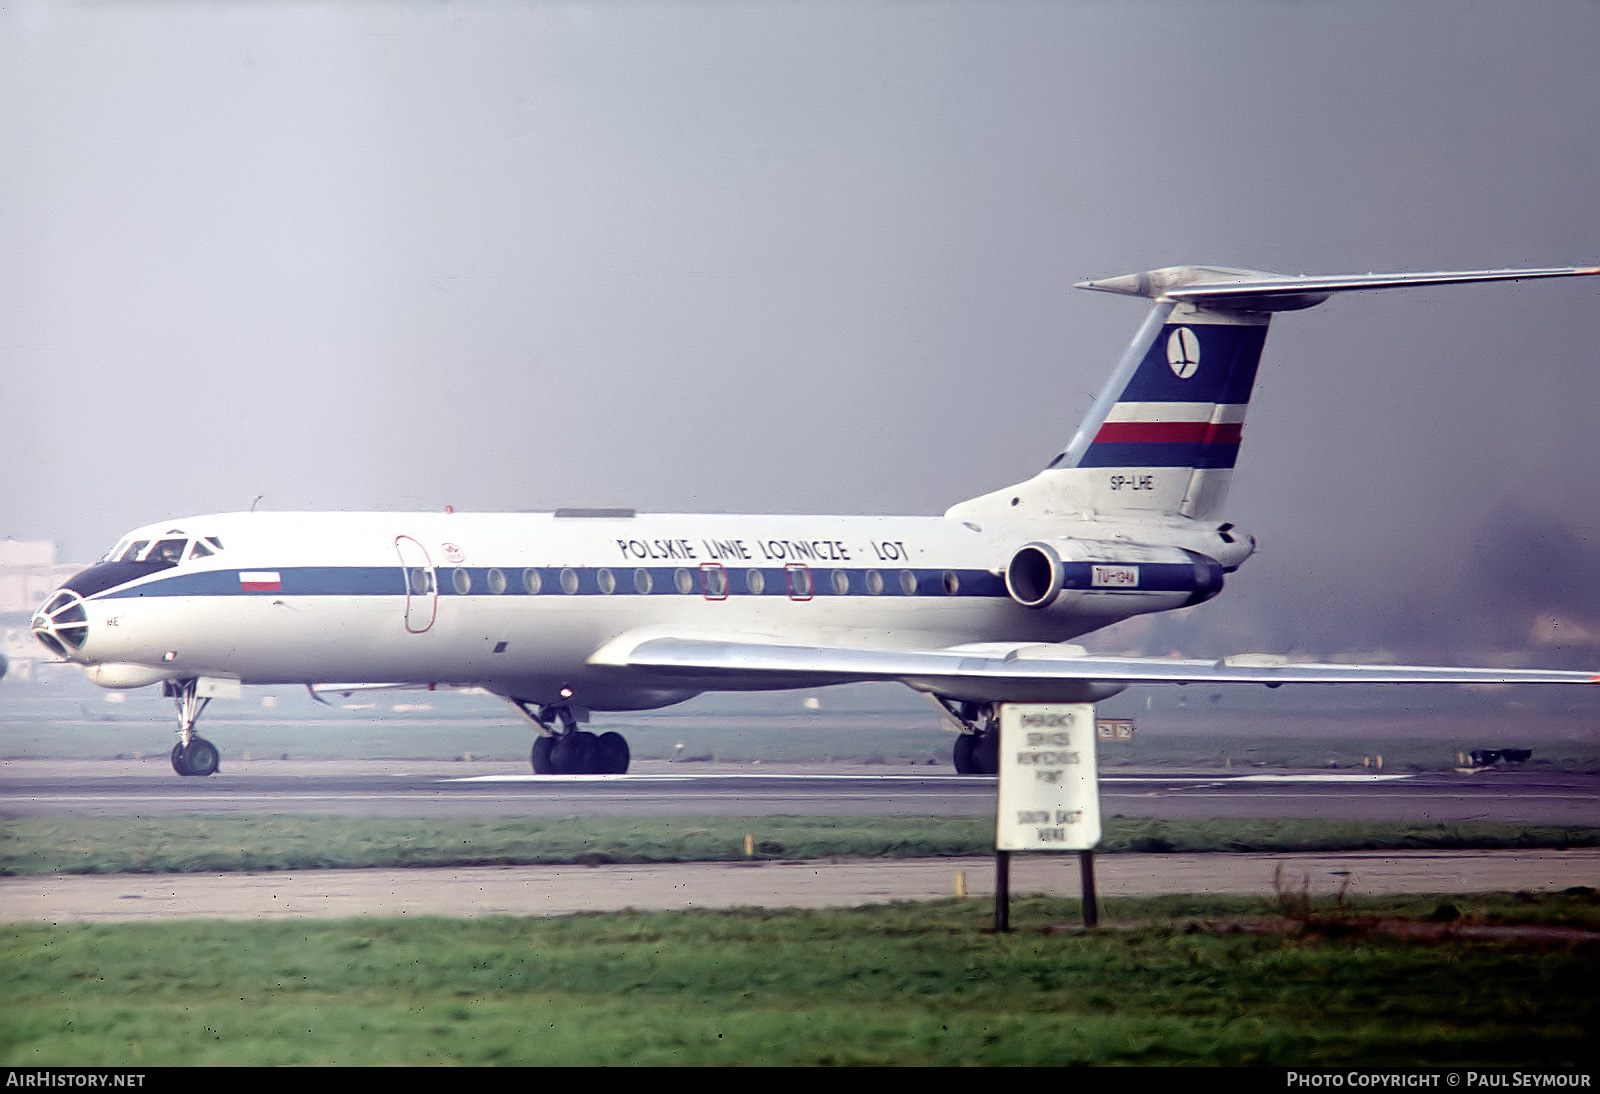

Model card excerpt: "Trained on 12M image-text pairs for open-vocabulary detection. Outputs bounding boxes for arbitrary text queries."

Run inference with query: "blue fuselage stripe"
[97,567,1011,599]
[91,563,1208,601]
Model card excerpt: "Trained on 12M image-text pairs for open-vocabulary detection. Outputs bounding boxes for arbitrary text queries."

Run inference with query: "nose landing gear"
[164,679,221,777]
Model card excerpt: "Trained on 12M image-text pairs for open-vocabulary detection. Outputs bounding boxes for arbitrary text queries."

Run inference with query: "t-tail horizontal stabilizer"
[1075,264,1600,309]
[947,264,1600,524]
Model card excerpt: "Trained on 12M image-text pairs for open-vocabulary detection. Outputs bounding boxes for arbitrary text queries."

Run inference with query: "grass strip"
[2,814,1595,876]
[2,891,1596,1066]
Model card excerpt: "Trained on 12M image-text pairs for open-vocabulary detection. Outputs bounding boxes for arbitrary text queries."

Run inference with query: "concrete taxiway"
[4,850,1596,924]
[2,758,1595,824]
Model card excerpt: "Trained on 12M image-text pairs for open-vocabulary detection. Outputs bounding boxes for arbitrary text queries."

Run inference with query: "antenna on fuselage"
[250,495,264,512]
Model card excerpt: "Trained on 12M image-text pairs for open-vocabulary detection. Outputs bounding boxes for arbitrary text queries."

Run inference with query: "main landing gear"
[937,699,1001,776]
[510,699,631,775]
[164,679,221,777]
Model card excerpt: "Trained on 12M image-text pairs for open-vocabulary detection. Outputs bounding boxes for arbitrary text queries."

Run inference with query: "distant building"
[1,541,92,682]
[0,540,83,614]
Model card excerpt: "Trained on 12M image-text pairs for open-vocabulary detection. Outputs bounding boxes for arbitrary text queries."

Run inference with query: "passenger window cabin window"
[522,569,542,595]
[633,569,652,594]
[745,569,765,595]
[701,564,728,599]
[674,568,693,594]
[786,564,813,599]
[488,568,507,594]
[865,570,883,595]
[831,570,850,595]
[899,570,917,595]
[452,569,472,595]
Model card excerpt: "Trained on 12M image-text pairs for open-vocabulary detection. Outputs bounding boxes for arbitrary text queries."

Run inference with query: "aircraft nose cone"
[32,589,89,659]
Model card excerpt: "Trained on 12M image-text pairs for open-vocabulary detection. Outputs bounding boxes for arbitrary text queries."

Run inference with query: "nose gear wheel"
[171,738,220,777]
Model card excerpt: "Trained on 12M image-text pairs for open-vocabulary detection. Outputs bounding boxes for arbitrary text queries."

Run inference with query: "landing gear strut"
[509,700,631,775]
[936,699,1000,775]
[164,679,221,777]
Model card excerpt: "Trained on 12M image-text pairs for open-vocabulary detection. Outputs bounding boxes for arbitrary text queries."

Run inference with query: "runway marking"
[1228,774,1415,783]
[446,772,1419,785]
[4,794,472,804]
[453,773,955,783]
[1099,792,1587,801]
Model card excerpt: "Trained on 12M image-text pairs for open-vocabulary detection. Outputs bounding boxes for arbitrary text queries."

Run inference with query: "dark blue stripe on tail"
[1115,323,1267,404]
[1077,441,1241,469]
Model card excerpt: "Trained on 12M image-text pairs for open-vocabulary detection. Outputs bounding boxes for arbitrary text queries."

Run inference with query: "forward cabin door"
[395,535,437,634]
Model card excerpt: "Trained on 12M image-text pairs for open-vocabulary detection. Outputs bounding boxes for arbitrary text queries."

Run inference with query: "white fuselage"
[48,509,1244,710]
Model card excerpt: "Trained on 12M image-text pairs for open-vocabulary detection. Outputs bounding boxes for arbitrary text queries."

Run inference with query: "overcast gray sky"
[3,0,1598,662]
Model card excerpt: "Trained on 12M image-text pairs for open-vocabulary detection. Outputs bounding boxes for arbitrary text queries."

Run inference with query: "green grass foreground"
[1,814,1595,876]
[2,893,1596,1066]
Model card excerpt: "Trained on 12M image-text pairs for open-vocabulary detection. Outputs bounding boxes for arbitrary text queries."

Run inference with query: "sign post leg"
[1079,849,1099,928]
[994,849,1011,932]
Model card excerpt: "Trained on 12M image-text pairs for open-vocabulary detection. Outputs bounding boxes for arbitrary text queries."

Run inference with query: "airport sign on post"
[994,703,1102,930]
[997,703,1101,850]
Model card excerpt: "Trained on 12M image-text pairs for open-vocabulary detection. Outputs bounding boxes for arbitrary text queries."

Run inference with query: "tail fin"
[947,264,1599,524]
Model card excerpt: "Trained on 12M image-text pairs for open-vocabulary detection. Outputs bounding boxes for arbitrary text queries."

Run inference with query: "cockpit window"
[103,533,221,566]
[149,539,187,564]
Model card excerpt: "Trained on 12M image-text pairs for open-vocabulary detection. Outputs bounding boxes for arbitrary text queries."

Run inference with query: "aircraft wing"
[598,635,1599,693]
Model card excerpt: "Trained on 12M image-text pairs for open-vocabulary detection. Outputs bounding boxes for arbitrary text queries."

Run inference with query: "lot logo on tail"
[1166,327,1200,378]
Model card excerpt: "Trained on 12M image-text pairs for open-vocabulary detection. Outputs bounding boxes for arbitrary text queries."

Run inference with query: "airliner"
[31,263,1600,776]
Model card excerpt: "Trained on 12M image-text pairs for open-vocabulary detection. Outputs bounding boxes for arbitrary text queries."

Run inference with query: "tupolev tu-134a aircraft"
[31,264,1600,777]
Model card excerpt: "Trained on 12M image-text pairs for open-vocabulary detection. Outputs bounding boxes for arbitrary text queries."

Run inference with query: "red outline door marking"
[396,535,437,633]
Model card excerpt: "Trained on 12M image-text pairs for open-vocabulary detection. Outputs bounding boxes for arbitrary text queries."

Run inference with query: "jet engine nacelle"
[1004,539,1225,611]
